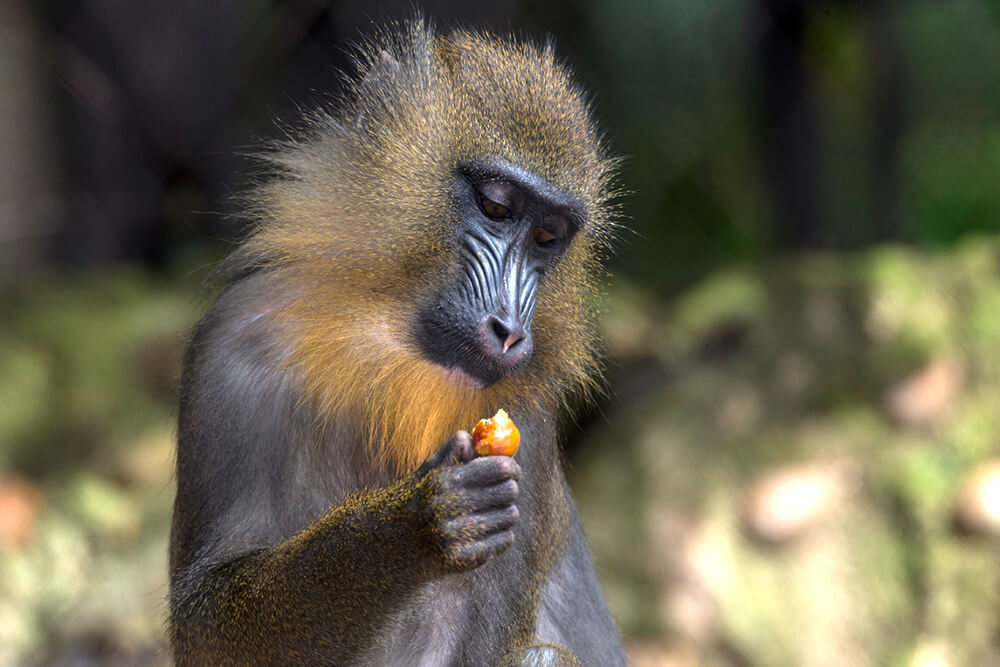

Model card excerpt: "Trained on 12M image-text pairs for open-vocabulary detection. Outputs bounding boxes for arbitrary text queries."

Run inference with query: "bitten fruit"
[472,409,520,457]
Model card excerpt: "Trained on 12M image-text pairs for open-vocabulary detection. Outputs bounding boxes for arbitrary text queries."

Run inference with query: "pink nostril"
[502,332,522,355]
[487,317,526,358]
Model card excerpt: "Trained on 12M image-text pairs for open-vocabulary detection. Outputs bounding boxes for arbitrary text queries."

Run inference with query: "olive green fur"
[171,475,436,665]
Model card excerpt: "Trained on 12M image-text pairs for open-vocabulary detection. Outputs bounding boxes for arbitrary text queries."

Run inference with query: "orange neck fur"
[276,275,567,473]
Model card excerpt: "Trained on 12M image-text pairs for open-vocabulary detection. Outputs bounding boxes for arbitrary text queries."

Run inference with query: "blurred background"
[2,0,1000,664]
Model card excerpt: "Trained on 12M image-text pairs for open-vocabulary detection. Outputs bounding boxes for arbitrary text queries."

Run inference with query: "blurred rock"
[885,358,963,428]
[909,639,953,667]
[0,476,41,548]
[663,579,716,643]
[658,522,724,642]
[741,464,845,545]
[953,460,1000,536]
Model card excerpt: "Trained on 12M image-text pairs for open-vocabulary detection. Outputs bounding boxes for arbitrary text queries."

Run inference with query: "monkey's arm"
[170,433,521,666]
[170,474,434,664]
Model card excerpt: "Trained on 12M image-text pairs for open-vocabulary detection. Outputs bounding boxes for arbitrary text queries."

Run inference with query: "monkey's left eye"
[533,216,569,247]
[533,227,557,245]
[480,197,511,220]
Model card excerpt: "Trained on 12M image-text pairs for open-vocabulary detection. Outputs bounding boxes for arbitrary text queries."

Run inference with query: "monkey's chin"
[442,366,489,391]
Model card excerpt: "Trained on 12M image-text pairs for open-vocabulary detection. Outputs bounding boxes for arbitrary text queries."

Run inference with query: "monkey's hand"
[416,431,521,572]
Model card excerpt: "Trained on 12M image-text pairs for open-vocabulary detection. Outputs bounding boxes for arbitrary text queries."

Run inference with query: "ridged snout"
[478,311,533,368]
[463,231,539,372]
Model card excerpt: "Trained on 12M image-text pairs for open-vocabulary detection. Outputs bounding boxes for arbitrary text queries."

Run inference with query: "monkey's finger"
[453,530,515,570]
[455,456,521,487]
[460,479,519,511]
[417,431,475,476]
[441,505,519,541]
[450,431,476,464]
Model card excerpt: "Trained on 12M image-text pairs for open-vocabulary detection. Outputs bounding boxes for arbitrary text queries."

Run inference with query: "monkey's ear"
[356,50,401,129]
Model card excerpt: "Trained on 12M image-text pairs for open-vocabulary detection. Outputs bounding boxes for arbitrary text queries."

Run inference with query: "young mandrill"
[169,19,626,667]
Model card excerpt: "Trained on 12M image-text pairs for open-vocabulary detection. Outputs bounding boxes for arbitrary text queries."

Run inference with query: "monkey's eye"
[533,227,557,246]
[533,216,570,248]
[480,197,510,220]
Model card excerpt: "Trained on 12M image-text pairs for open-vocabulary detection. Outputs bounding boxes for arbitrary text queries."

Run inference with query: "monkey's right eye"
[480,197,511,220]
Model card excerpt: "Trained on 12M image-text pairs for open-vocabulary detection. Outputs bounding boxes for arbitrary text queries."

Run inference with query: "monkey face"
[413,158,583,389]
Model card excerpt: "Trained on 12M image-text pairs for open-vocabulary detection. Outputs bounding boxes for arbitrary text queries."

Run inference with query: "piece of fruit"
[472,409,520,457]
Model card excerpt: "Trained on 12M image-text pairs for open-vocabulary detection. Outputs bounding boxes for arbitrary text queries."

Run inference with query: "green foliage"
[0,269,197,474]
[552,1,1000,291]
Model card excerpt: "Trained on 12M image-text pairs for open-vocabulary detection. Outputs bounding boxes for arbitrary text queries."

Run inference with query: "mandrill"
[169,18,626,667]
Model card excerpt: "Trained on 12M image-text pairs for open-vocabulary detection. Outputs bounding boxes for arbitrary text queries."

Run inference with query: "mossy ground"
[576,236,1000,666]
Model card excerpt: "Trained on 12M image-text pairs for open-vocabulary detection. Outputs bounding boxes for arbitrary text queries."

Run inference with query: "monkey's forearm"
[170,476,439,666]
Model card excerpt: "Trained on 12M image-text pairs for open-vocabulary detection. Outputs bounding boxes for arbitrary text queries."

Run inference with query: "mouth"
[414,309,525,391]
